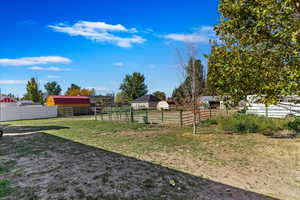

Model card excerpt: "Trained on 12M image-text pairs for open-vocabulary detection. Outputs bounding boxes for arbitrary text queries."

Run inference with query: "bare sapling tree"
[176,43,204,134]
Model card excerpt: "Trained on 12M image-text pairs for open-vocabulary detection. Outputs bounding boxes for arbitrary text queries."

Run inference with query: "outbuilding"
[131,95,161,110]
[157,101,169,110]
[45,96,91,116]
[199,96,224,109]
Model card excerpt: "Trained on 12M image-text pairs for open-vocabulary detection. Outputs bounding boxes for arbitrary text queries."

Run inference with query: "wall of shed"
[131,102,149,110]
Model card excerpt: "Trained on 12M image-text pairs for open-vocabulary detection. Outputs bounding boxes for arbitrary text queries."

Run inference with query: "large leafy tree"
[207,0,300,105]
[24,78,43,103]
[119,72,148,100]
[172,58,206,105]
[153,91,166,100]
[115,92,128,104]
[44,81,62,95]
[65,84,92,96]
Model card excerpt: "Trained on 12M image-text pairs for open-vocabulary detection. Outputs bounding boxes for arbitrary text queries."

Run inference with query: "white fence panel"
[247,103,300,118]
[0,106,57,122]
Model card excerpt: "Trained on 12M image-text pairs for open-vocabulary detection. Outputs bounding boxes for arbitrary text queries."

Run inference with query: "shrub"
[287,118,300,133]
[200,119,217,126]
[0,179,13,198]
[216,113,285,134]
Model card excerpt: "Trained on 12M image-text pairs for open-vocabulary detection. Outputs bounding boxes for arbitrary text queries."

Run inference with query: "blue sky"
[0,0,219,97]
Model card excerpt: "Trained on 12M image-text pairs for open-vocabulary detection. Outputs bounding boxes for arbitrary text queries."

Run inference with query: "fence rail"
[247,103,300,118]
[91,107,229,126]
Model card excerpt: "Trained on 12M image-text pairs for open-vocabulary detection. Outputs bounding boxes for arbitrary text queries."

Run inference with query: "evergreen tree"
[44,81,62,95]
[24,78,43,103]
[153,91,166,100]
[119,72,148,100]
[172,58,206,104]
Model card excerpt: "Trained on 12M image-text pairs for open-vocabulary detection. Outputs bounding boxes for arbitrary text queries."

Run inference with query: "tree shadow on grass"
[0,124,69,134]
[1,133,280,200]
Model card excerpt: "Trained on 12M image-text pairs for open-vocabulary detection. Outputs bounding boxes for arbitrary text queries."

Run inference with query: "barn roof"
[50,96,91,104]
[0,97,16,103]
[132,95,161,103]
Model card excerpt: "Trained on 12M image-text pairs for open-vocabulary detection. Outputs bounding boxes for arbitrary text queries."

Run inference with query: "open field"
[0,118,300,200]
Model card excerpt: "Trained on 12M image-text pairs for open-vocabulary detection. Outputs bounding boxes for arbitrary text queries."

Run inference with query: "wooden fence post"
[161,110,164,123]
[180,110,183,127]
[94,107,97,120]
[145,109,148,122]
[130,108,134,123]
[209,107,212,119]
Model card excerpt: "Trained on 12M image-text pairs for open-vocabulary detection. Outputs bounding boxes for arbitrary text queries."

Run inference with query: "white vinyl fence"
[247,103,300,118]
[0,104,57,122]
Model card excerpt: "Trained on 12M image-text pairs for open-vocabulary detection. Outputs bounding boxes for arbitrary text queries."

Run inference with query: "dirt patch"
[1,133,277,200]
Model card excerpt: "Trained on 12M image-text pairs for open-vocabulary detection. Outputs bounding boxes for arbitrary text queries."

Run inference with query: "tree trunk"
[192,59,197,134]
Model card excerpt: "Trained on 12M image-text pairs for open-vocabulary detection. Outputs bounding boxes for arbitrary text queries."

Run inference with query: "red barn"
[45,96,91,116]
[0,98,16,103]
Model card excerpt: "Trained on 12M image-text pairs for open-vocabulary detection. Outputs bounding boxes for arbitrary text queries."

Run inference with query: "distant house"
[89,95,114,106]
[199,96,224,109]
[131,95,161,110]
[45,96,91,116]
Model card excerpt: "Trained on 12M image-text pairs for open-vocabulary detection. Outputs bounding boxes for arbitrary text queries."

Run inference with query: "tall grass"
[216,113,286,134]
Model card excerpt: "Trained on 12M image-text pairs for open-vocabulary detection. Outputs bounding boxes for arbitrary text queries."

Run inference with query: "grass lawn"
[0,118,299,200]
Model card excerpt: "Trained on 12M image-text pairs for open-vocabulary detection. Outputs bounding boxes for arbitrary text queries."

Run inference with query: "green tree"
[65,84,81,96]
[172,58,206,104]
[44,81,62,95]
[24,78,43,103]
[115,92,128,104]
[207,0,300,105]
[65,84,92,96]
[153,91,166,100]
[171,85,186,105]
[119,72,148,100]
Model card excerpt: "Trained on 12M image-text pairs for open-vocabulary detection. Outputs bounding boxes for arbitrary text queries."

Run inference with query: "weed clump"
[216,113,285,134]
[287,117,300,133]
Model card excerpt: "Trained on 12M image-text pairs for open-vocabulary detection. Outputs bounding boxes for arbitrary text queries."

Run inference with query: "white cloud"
[28,66,71,71]
[0,80,26,84]
[49,21,146,48]
[199,26,214,32]
[114,62,124,67]
[86,87,110,91]
[0,56,71,66]
[47,75,61,79]
[163,26,216,44]
[144,28,154,33]
[163,33,208,43]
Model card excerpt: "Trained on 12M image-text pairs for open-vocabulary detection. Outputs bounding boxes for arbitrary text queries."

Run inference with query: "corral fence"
[89,106,231,126]
[181,109,228,126]
[247,103,300,118]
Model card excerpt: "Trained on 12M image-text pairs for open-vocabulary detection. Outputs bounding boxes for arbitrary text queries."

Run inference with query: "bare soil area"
[0,119,299,200]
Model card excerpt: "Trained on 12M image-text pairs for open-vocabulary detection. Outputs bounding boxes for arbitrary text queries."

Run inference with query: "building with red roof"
[0,97,16,103]
[45,96,91,116]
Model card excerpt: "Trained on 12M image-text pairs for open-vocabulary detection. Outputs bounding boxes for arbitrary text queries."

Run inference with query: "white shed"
[157,101,169,110]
